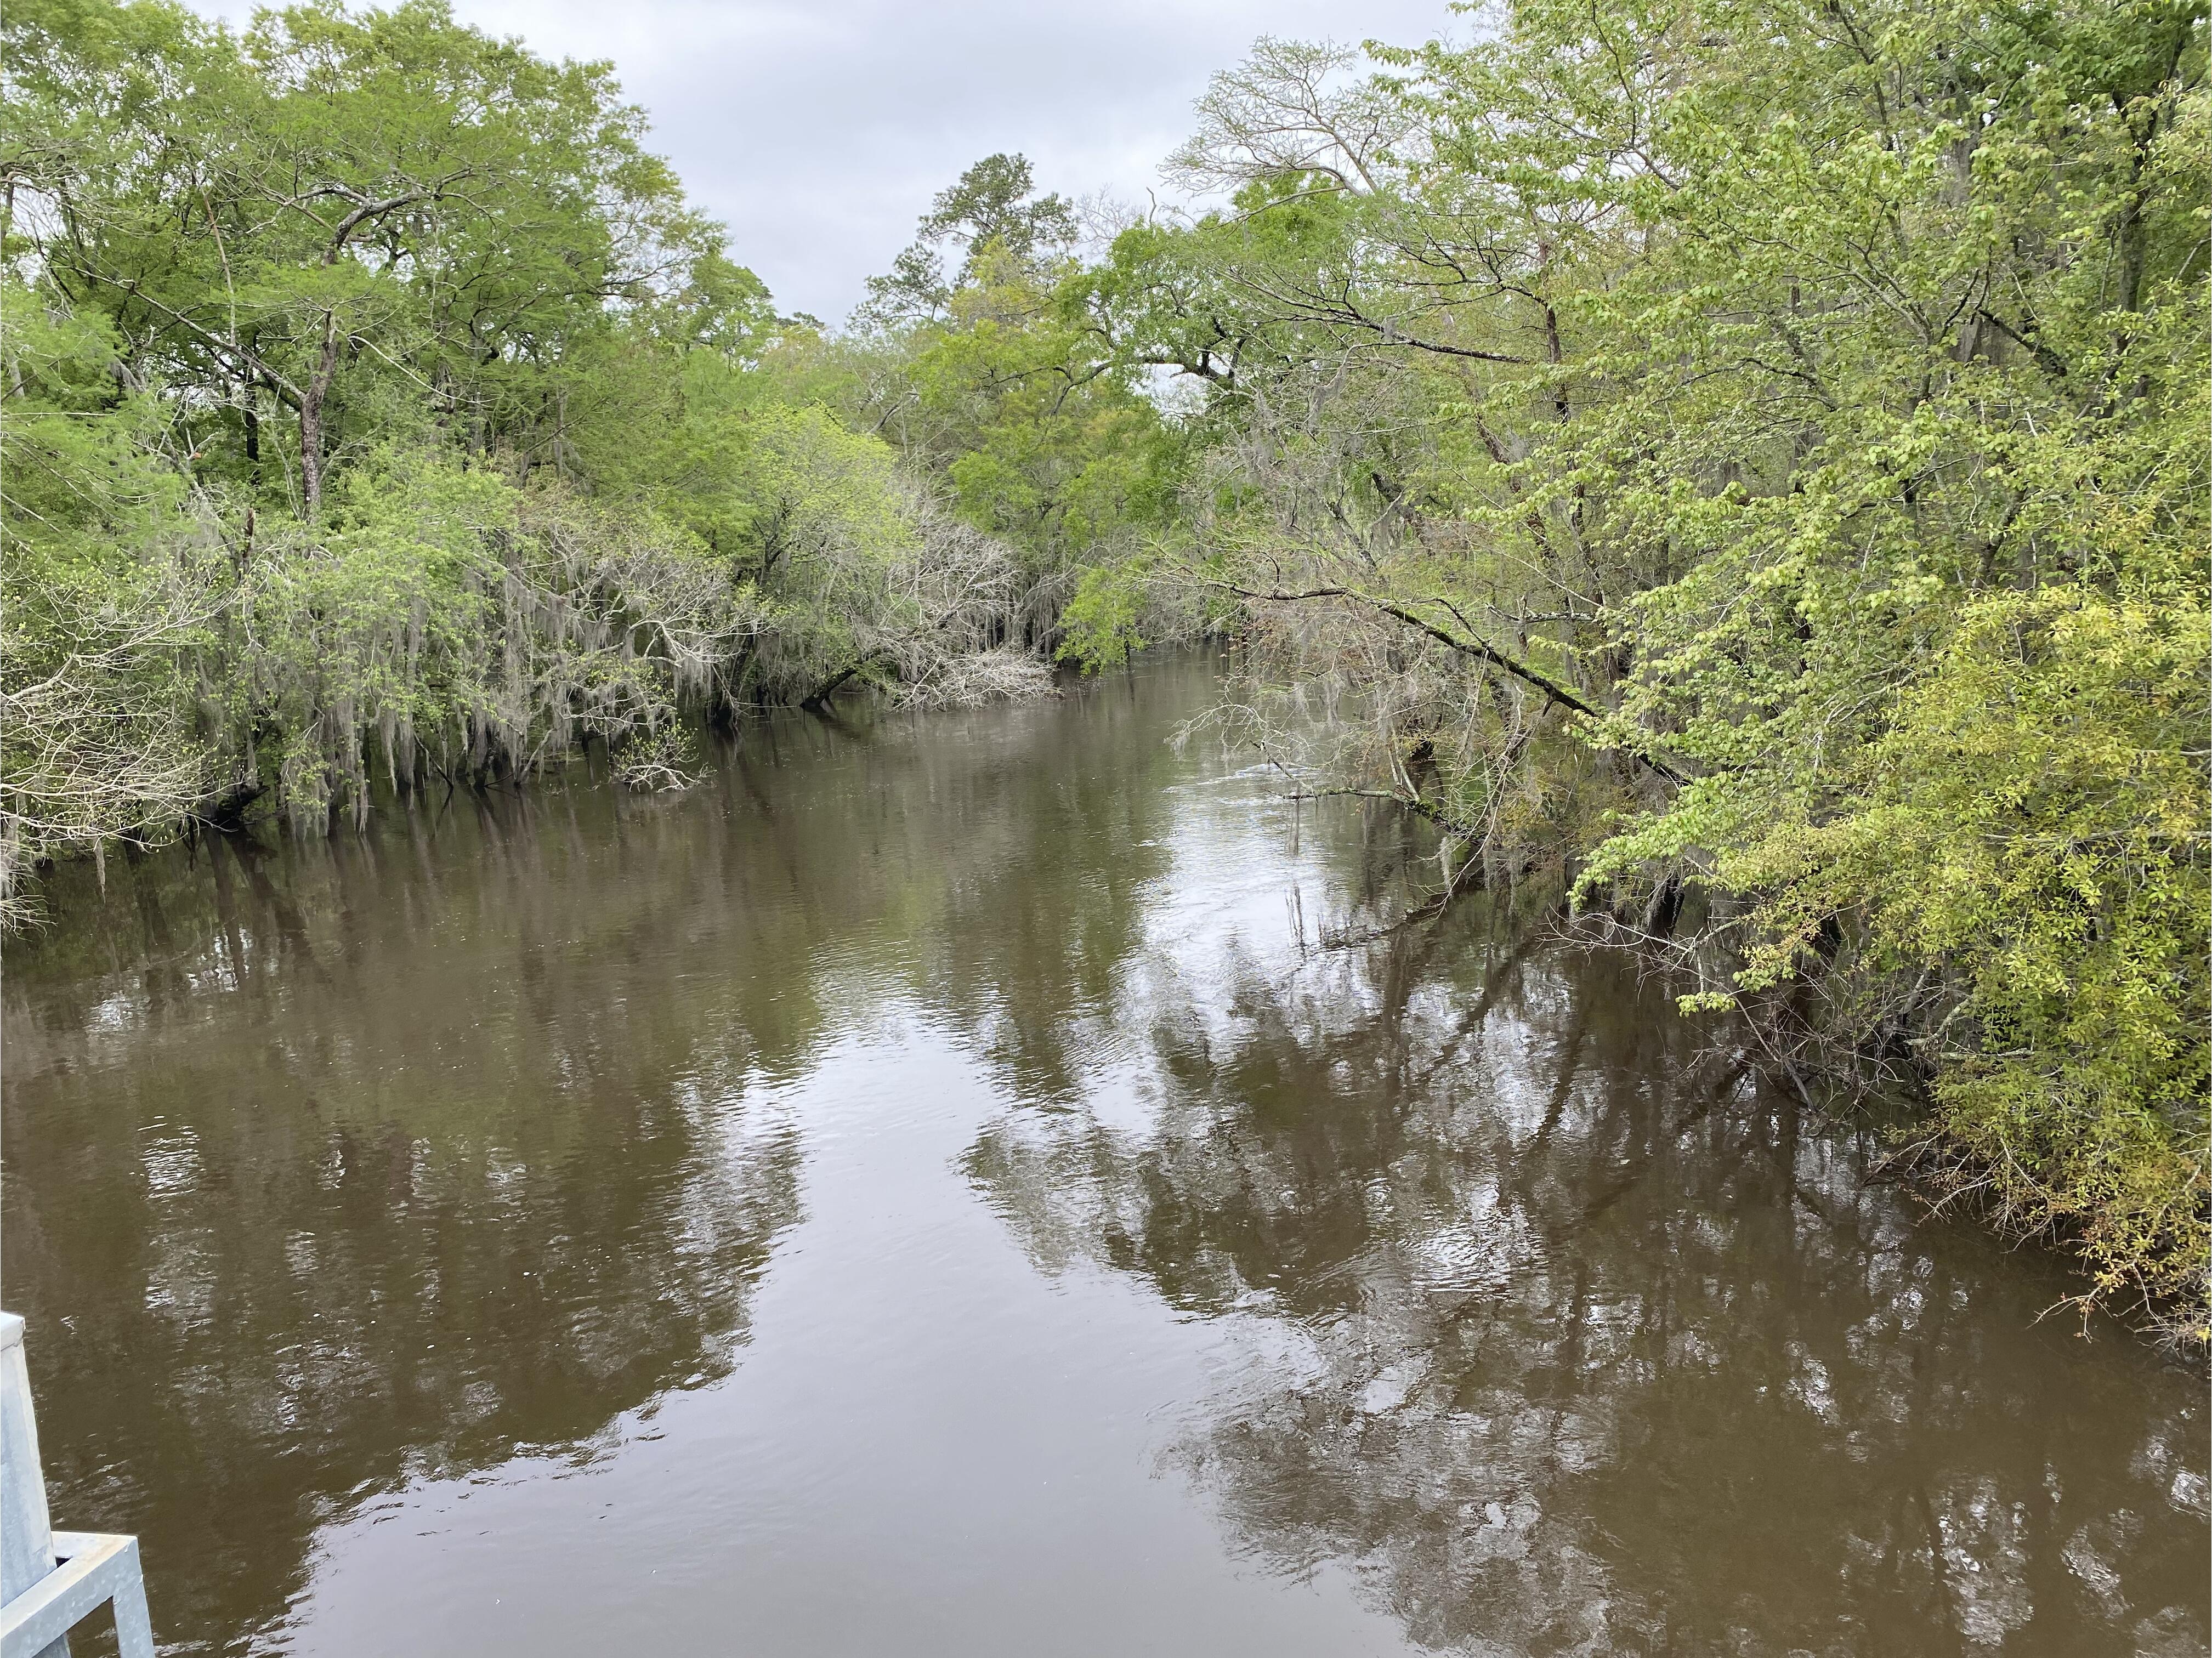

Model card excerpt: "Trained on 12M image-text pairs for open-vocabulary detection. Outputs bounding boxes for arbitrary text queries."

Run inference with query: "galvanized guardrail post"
[0,1313,154,1658]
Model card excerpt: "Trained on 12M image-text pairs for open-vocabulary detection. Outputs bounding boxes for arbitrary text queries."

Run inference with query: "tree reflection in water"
[966,893,2209,1656]
[1,669,1185,1654]
[2,808,810,1654]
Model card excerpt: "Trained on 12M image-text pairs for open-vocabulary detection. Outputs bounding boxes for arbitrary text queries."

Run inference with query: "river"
[3,652,2204,1656]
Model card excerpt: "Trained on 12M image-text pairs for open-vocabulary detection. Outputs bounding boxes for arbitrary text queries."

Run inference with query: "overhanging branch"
[1210,578,1688,785]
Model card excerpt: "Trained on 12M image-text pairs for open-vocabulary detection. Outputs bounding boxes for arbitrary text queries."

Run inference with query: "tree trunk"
[301,311,339,514]
[801,651,883,712]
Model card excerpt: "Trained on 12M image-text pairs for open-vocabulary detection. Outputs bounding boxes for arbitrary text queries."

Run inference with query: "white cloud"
[182,0,1462,321]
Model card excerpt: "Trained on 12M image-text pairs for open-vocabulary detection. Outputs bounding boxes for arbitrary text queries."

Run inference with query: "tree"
[0,1,1065,907]
[859,152,1076,326]
[1112,0,2209,1337]
[4,0,729,512]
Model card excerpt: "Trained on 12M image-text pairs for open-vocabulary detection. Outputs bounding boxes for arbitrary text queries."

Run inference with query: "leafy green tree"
[860,152,1077,326]
[0,1,1063,909]
[0,284,215,914]
[843,156,1185,646]
[1115,0,2209,1336]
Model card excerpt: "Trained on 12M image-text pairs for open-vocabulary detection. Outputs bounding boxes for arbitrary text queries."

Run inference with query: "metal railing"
[0,1313,155,1658]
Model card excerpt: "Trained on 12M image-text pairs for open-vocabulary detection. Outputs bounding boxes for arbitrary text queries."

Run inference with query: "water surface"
[4,655,2204,1656]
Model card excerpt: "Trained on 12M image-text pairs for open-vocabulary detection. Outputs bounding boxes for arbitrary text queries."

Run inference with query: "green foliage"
[1056,563,1151,672]
[837,158,1187,641]
[0,2,1076,915]
[859,152,1077,325]
[0,280,216,903]
[1545,0,2211,1333]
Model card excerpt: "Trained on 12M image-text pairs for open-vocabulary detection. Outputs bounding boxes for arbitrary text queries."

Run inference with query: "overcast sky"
[184,0,1462,323]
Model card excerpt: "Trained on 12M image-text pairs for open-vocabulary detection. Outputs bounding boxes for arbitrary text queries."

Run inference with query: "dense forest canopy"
[2,0,2204,1337]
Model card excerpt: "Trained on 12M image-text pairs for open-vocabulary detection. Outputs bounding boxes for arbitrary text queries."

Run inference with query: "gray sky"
[185,0,1462,322]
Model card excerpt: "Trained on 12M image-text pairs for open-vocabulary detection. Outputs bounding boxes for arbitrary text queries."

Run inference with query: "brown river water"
[3,653,2204,1657]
